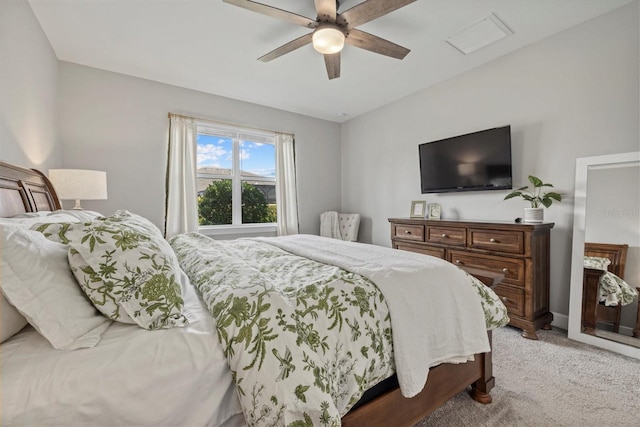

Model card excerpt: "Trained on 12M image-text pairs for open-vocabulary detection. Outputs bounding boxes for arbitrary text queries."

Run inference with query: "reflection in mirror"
[585,165,639,348]
[568,152,640,359]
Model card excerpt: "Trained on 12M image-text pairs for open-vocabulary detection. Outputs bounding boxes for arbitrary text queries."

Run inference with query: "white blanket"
[1,280,244,427]
[254,234,491,398]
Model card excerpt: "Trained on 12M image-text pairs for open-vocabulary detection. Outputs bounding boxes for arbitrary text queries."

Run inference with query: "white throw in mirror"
[568,151,640,359]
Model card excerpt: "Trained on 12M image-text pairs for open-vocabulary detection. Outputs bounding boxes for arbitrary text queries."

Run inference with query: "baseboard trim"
[551,312,568,331]
[550,311,635,336]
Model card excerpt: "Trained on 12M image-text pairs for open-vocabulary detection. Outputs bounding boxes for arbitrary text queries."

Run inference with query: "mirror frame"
[567,151,640,359]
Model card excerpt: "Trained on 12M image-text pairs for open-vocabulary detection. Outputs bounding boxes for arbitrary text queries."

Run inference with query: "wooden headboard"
[584,242,628,279]
[0,160,61,217]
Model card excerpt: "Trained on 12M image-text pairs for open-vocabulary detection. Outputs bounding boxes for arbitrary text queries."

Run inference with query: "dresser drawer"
[469,229,524,254]
[393,224,424,242]
[395,243,445,259]
[493,284,525,317]
[426,226,466,246]
[449,250,525,287]
[389,218,553,339]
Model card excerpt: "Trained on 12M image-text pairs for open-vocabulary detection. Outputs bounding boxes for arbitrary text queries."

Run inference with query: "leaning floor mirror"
[568,151,640,359]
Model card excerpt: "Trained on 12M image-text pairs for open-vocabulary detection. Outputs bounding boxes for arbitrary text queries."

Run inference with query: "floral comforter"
[170,233,508,427]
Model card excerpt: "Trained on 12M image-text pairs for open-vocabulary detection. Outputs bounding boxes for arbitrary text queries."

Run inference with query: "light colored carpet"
[415,326,640,427]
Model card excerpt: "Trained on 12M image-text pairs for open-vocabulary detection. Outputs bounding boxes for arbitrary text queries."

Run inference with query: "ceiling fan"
[223,0,416,79]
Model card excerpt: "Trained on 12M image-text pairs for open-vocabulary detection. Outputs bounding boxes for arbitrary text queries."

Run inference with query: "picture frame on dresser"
[410,200,427,218]
[389,217,554,339]
[428,204,441,220]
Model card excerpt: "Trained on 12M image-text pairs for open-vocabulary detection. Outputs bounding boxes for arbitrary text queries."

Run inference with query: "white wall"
[58,63,342,234]
[0,0,60,170]
[340,2,640,323]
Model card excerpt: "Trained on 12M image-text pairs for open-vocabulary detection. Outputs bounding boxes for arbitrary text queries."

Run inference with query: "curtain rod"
[168,112,293,137]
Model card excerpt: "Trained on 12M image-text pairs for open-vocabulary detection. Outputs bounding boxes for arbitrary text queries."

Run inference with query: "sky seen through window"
[197,134,275,178]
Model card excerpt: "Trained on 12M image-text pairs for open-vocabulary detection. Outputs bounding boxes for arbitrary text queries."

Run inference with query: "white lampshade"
[312,25,345,54]
[49,169,108,210]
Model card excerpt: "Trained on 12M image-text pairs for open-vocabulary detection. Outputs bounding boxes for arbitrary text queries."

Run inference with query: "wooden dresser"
[388,218,554,339]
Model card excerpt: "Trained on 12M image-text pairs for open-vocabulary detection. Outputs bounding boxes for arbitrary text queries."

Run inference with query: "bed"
[581,242,637,335]
[0,159,509,426]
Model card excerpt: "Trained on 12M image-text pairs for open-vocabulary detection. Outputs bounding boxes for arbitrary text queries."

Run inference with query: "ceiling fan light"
[312,26,345,54]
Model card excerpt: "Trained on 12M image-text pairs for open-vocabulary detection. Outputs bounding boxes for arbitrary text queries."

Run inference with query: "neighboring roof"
[197,167,274,193]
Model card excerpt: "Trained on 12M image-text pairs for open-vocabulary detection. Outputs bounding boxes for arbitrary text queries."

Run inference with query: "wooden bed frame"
[0,161,61,216]
[582,242,628,335]
[0,159,494,426]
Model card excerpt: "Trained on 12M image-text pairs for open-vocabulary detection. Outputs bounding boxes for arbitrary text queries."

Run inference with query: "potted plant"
[504,175,562,223]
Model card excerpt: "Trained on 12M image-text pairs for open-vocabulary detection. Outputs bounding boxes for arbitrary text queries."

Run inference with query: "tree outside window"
[196,124,276,226]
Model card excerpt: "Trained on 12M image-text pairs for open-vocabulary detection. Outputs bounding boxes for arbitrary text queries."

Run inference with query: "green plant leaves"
[528,175,543,187]
[503,175,562,208]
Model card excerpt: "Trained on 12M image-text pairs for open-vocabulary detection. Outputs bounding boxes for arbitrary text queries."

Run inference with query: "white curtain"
[275,132,299,236]
[164,114,198,238]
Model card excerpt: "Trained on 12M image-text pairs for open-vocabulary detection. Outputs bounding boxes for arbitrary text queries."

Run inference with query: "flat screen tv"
[419,125,512,194]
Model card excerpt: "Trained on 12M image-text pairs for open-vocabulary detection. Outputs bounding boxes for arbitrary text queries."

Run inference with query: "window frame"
[196,122,277,236]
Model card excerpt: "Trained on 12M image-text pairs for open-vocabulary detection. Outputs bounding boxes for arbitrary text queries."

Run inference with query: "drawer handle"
[502,268,509,273]
[501,297,509,302]
[455,259,462,265]
[405,230,411,234]
[489,238,496,243]
[441,233,447,238]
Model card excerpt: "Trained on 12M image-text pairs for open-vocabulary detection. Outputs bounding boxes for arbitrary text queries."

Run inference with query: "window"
[196,123,277,227]
[165,113,297,238]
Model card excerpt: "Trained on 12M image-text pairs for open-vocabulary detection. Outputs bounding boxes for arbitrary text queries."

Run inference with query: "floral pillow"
[32,211,191,330]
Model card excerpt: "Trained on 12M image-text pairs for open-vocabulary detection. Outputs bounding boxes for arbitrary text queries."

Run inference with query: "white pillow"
[0,225,112,350]
[0,293,28,343]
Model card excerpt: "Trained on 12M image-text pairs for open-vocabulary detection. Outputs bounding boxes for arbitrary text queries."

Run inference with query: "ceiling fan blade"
[340,0,416,29]
[346,29,410,59]
[324,53,341,80]
[224,0,317,28]
[258,33,313,62]
[314,0,337,22]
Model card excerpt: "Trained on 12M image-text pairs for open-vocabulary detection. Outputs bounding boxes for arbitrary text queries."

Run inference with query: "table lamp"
[49,169,108,210]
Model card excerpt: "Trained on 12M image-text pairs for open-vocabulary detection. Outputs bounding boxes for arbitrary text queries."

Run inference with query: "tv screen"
[419,125,512,193]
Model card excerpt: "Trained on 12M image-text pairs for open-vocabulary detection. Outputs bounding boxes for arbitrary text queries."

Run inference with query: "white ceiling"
[29,0,634,123]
